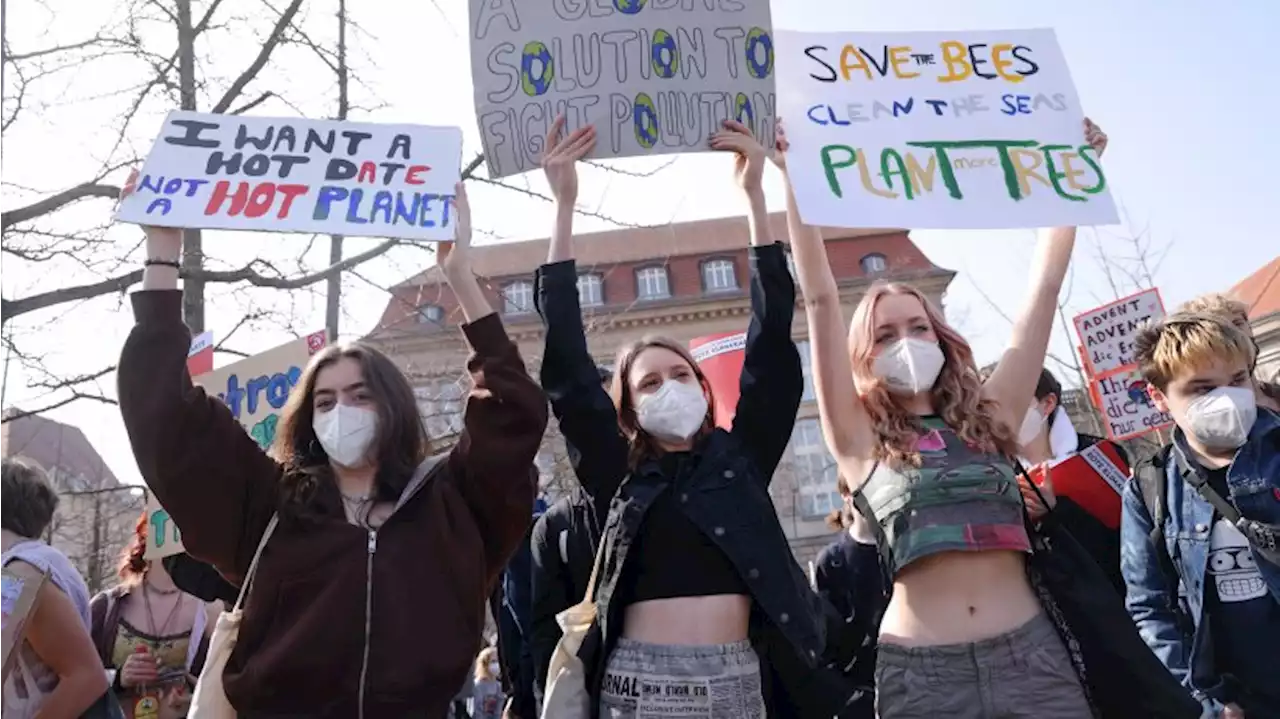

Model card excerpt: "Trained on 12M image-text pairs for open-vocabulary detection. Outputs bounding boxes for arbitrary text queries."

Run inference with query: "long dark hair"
[610,335,715,468]
[271,342,430,506]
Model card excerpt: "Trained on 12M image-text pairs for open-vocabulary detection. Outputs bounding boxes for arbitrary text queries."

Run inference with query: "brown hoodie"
[117,290,548,719]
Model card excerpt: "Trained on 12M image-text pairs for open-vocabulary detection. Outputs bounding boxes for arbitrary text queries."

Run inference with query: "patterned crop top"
[860,415,1030,575]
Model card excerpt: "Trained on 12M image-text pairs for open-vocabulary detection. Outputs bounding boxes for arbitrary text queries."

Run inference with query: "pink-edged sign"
[689,332,746,430]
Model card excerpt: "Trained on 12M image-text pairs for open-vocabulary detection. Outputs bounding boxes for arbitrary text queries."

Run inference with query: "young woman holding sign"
[778,119,1116,717]
[534,117,850,718]
[115,174,549,718]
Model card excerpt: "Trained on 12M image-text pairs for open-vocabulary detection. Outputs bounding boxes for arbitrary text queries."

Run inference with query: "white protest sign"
[117,111,463,241]
[1092,366,1173,442]
[469,0,775,178]
[143,494,185,561]
[1073,288,1166,376]
[774,28,1118,229]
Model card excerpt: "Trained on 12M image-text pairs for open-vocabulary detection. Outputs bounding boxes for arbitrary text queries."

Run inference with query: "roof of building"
[1229,254,1280,320]
[0,409,120,489]
[394,212,919,288]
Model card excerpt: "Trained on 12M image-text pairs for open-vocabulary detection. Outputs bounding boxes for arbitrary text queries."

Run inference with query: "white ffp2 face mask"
[636,379,708,442]
[1018,405,1047,447]
[872,338,945,395]
[313,403,378,468]
[1184,386,1257,451]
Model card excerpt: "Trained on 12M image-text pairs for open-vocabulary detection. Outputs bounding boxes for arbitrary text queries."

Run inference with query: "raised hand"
[120,168,183,261]
[1083,117,1108,157]
[440,182,471,276]
[772,120,789,173]
[541,115,596,206]
[709,119,767,195]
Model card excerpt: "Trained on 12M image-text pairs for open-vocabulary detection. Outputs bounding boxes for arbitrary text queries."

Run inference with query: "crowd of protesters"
[2,115,1276,719]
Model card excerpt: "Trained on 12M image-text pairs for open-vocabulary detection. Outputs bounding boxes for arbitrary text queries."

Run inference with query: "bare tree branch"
[2,183,120,230]
[228,90,273,115]
[208,0,304,114]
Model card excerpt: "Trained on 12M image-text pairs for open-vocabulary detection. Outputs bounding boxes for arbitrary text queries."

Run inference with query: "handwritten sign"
[145,330,327,560]
[690,331,746,429]
[1,567,47,682]
[1073,288,1166,376]
[117,111,463,241]
[1092,366,1173,442]
[143,494,185,561]
[774,28,1118,229]
[470,0,775,178]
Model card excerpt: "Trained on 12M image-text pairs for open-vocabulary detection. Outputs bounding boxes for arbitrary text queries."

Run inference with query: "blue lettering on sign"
[217,365,306,420]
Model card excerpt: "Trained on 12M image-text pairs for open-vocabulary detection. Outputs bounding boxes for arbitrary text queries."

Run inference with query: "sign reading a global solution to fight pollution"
[774,28,1118,230]
[469,0,776,178]
[144,330,328,561]
[116,111,463,242]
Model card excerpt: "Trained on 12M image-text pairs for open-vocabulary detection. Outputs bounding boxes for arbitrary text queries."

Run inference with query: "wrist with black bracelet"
[144,258,181,270]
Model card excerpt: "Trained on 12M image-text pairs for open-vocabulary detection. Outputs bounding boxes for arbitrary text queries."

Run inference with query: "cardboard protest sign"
[1073,288,1165,376]
[143,494,185,561]
[1091,365,1173,442]
[117,111,463,241]
[2,566,48,682]
[144,330,327,560]
[470,0,775,178]
[690,331,746,429]
[774,28,1118,229]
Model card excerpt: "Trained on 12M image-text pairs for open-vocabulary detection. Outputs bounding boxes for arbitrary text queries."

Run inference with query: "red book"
[1027,440,1130,530]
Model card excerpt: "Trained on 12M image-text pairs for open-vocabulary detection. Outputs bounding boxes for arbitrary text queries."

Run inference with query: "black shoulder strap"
[1135,448,1170,546]
[848,462,893,597]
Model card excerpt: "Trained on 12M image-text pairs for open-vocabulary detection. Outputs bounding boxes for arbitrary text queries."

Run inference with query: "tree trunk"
[176,0,205,332]
[324,0,350,340]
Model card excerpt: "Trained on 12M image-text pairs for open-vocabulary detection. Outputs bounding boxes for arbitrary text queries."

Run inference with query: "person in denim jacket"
[1122,312,1280,718]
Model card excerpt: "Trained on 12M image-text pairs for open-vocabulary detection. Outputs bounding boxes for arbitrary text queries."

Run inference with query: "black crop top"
[618,452,749,605]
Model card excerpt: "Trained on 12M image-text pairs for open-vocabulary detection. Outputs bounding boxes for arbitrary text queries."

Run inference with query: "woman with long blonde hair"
[778,119,1108,718]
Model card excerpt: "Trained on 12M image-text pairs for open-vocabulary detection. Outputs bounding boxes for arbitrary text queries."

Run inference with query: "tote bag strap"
[581,534,608,606]
[232,514,279,613]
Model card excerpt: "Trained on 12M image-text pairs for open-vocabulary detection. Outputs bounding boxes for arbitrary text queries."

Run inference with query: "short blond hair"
[1134,312,1256,391]
[1178,293,1250,329]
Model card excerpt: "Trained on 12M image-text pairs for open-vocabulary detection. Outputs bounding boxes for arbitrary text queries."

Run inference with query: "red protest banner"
[689,332,746,430]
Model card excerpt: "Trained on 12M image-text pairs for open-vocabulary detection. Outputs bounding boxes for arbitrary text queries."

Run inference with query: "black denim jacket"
[536,244,852,717]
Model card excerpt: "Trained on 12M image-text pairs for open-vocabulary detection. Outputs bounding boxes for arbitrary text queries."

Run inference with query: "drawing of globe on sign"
[521,41,554,96]
[614,0,646,13]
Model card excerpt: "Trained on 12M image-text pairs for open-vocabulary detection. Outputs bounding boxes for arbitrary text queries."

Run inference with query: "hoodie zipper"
[357,528,377,719]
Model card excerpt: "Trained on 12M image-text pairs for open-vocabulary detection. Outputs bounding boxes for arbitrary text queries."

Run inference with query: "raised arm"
[535,117,629,512]
[775,128,878,487]
[982,119,1108,430]
[117,171,279,583]
[441,182,551,582]
[710,121,803,481]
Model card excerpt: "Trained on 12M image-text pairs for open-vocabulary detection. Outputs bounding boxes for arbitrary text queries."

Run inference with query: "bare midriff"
[622,594,752,645]
[879,549,1042,647]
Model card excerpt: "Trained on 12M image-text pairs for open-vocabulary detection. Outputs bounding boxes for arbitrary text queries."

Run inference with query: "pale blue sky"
[1,0,1274,486]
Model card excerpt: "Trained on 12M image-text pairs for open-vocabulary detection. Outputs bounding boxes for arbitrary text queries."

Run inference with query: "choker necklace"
[144,579,180,596]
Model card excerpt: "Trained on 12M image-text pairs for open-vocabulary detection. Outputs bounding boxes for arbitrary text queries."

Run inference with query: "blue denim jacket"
[1120,408,1280,713]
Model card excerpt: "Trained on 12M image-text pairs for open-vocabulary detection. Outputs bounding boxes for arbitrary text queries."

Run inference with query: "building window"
[790,418,841,518]
[860,253,888,274]
[795,340,815,402]
[577,273,604,307]
[635,266,670,300]
[701,258,737,293]
[502,280,533,315]
[417,304,444,324]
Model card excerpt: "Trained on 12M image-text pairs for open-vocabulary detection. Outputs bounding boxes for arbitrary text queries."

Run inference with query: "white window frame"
[577,273,604,307]
[701,258,737,293]
[860,253,888,274]
[503,280,534,315]
[790,418,841,518]
[417,304,444,324]
[635,266,670,300]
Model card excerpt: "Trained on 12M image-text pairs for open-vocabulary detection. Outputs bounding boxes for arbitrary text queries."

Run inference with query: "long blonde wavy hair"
[848,281,1018,469]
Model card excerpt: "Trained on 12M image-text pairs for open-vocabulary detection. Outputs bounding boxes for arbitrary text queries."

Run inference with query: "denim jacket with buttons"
[535,244,854,718]
[1120,408,1280,714]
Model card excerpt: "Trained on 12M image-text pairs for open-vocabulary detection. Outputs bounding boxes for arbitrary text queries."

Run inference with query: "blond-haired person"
[1178,293,1279,411]
[1123,313,1280,718]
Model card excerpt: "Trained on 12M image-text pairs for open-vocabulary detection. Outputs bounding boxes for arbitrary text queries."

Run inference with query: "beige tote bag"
[540,542,606,719]
[188,515,278,719]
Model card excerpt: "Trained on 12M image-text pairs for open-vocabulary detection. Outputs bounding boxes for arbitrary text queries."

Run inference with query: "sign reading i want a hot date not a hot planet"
[116,111,463,242]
